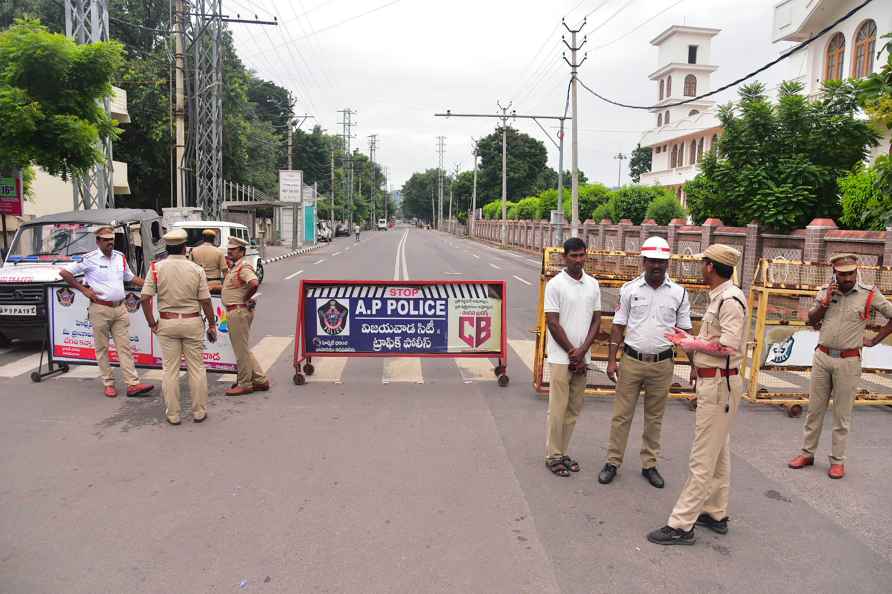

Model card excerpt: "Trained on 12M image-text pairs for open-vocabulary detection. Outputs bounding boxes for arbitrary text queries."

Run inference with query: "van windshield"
[182,227,221,247]
[7,223,108,261]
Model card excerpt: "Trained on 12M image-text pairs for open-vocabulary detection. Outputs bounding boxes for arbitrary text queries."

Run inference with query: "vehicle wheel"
[498,375,509,387]
[293,373,306,386]
[60,364,70,373]
[30,372,41,383]
[303,363,315,376]
[255,260,264,284]
[494,365,506,377]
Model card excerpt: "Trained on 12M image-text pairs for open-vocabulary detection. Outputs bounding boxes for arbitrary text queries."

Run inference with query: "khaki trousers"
[668,374,742,532]
[228,308,268,388]
[157,317,208,422]
[88,302,140,387]
[546,363,587,461]
[802,350,860,464]
[606,354,674,469]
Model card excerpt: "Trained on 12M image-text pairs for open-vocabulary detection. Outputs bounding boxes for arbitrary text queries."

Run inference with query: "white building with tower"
[638,26,723,206]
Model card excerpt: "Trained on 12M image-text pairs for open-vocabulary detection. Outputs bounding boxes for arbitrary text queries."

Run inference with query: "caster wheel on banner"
[786,404,803,418]
[30,372,41,383]
[494,365,506,377]
[687,398,698,411]
[293,373,306,386]
[303,363,315,376]
[498,375,509,387]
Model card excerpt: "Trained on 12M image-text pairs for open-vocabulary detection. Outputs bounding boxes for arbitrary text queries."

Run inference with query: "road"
[2,228,892,593]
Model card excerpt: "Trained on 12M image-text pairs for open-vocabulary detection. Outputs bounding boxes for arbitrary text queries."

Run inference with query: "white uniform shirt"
[613,274,692,354]
[64,249,135,302]
[543,269,601,365]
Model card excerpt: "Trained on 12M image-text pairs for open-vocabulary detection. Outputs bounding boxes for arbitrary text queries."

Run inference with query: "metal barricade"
[532,248,716,407]
[743,259,892,417]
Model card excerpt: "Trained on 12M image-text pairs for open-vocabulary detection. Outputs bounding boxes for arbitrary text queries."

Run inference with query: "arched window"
[665,111,670,124]
[697,138,704,162]
[670,145,678,168]
[690,140,697,165]
[711,134,719,153]
[657,113,663,127]
[852,20,877,78]
[688,109,700,117]
[824,32,845,81]
[666,76,672,97]
[684,74,697,97]
[659,80,665,100]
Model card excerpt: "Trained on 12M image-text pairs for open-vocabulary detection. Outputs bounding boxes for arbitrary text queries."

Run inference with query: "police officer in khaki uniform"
[189,229,228,292]
[222,236,269,396]
[788,254,892,479]
[140,229,217,425]
[648,244,747,545]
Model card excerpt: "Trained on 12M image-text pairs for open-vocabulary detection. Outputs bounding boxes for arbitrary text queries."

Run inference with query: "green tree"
[684,81,878,231]
[513,196,541,220]
[838,160,892,230]
[0,19,124,176]
[645,193,687,225]
[629,144,652,183]
[593,185,672,224]
[857,33,892,132]
[476,126,547,202]
[400,169,438,222]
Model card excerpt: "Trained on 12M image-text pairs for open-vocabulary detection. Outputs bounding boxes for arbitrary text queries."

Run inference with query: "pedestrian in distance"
[189,228,228,293]
[222,236,270,396]
[139,228,217,426]
[543,237,602,477]
[647,244,746,546]
[788,253,892,479]
[354,222,361,243]
[599,236,692,489]
[59,226,154,399]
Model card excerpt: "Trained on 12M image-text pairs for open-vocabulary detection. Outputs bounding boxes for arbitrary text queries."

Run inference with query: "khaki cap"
[829,253,858,272]
[228,236,248,248]
[202,228,218,237]
[163,228,188,245]
[699,244,740,267]
[95,226,115,239]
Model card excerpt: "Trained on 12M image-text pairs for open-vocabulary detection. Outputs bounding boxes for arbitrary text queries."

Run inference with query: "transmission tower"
[436,136,446,230]
[337,109,357,228]
[64,0,114,210]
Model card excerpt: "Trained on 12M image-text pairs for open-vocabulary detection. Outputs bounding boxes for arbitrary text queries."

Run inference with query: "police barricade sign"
[292,280,508,385]
[48,285,238,373]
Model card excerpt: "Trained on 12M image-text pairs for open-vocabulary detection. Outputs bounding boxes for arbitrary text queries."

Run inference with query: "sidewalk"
[260,243,321,264]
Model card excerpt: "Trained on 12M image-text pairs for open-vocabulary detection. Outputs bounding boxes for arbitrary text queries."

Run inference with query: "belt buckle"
[642,353,657,363]
[828,348,842,358]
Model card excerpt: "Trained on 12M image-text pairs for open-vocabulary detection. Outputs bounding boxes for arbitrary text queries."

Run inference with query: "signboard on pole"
[0,170,23,216]
[279,170,303,203]
[49,287,238,372]
[293,280,509,385]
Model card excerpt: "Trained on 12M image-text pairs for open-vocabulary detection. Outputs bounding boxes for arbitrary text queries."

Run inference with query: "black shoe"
[695,513,728,535]
[641,467,665,489]
[598,463,617,484]
[647,525,696,546]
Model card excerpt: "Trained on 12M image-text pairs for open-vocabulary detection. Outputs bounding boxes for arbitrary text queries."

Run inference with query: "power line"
[577,0,875,110]
[583,0,636,33]
[589,0,687,51]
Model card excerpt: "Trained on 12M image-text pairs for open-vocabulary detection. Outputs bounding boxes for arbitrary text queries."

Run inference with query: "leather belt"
[93,299,123,307]
[623,344,674,363]
[817,345,861,358]
[159,311,201,319]
[225,304,249,311]
[696,367,739,379]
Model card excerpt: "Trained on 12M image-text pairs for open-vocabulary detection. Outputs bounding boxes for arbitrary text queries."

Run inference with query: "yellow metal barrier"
[743,259,892,417]
[532,248,725,407]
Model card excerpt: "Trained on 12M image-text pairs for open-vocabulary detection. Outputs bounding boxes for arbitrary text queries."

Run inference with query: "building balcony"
[640,163,701,188]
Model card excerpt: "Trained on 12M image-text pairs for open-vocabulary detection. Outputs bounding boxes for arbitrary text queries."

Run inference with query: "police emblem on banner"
[317,299,350,336]
[124,292,141,313]
[56,287,75,307]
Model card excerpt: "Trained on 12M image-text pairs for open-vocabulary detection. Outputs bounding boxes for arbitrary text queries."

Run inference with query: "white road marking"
[0,353,42,378]
[455,358,497,383]
[218,336,293,383]
[512,275,532,286]
[472,254,480,259]
[394,229,410,281]
[313,259,325,265]
[525,258,539,264]
[489,263,501,270]
[509,339,536,373]
[382,358,424,384]
[65,366,101,379]
[307,357,348,383]
[284,269,304,280]
[333,251,342,256]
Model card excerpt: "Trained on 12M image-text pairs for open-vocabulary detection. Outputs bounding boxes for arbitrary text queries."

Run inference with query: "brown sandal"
[561,455,581,472]
[547,458,570,477]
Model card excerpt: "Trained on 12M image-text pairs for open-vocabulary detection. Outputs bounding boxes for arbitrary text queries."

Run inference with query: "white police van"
[172,221,264,284]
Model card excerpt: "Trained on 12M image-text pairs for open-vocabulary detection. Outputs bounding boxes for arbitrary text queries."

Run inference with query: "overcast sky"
[227,0,795,193]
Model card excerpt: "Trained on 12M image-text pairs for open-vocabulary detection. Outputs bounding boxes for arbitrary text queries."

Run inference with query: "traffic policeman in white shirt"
[599,236,692,488]
[543,237,602,477]
[59,226,154,399]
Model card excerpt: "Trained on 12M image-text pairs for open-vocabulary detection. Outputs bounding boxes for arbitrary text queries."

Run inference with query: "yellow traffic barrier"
[532,248,726,407]
[743,259,892,417]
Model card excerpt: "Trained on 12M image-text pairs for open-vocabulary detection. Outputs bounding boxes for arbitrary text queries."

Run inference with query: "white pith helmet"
[641,236,672,260]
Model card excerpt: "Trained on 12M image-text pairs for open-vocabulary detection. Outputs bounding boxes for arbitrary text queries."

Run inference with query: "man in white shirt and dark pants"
[60,226,154,399]
[544,237,602,477]
[598,236,692,488]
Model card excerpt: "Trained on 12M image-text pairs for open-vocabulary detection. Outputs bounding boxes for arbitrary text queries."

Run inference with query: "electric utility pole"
[471,140,479,238]
[613,153,627,187]
[330,149,336,231]
[435,136,446,230]
[435,106,568,247]
[287,112,314,171]
[449,163,460,232]
[563,18,587,238]
[368,134,378,224]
